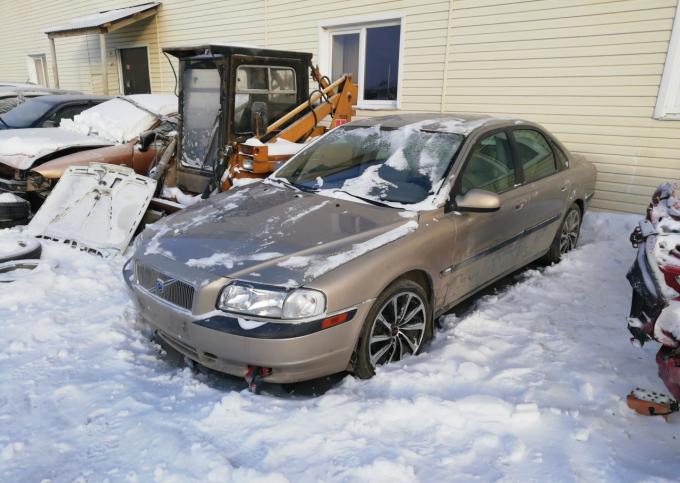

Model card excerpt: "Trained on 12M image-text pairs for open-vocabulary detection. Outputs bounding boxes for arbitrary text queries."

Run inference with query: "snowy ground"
[1,212,679,482]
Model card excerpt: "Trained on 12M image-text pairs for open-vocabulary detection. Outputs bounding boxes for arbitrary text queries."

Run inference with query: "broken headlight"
[217,281,325,319]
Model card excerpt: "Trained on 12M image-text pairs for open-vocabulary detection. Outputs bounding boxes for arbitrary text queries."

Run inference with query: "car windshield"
[275,125,464,205]
[0,97,52,128]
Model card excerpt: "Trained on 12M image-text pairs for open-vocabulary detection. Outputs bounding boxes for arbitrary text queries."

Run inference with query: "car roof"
[347,113,529,136]
[26,94,112,105]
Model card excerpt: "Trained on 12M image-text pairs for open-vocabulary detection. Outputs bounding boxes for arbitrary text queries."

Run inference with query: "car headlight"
[282,289,326,319]
[217,281,326,319]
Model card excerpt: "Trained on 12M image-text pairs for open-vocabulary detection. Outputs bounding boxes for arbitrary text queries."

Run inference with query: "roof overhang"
[45,2,160,38]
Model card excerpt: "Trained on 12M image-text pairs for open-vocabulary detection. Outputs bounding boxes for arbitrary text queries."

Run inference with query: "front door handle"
[560,184,568,192]
[515,201,526,211]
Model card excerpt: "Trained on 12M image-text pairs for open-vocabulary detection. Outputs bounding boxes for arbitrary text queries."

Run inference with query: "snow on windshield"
[60,94,177,143]
[276,122,463,211]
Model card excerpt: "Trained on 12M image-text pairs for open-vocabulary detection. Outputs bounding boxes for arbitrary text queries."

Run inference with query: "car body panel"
[127,114,598,383]
[0,128,113,170]
[31,141,159,179]
[27,163,156,256]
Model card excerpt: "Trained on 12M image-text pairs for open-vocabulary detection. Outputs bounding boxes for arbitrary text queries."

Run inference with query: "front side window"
[324,20,402,107]
[513,129,557,183]
[460,132,515,194]
[276,125,463,205]
[234,65,297,134]
[181,67,221,168]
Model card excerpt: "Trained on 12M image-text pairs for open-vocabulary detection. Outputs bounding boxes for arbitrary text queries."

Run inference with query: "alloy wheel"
[559,209,581,254]
[368,291,427,368]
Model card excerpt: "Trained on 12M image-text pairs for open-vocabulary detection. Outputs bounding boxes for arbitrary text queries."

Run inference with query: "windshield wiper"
[268,177,302,192]
[332,189,396,208]
[268,177,320,193]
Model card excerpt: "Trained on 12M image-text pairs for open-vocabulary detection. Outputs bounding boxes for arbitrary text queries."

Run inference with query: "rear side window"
[460,132,515,195]
[45,104,89,127]
[513,129,557,183]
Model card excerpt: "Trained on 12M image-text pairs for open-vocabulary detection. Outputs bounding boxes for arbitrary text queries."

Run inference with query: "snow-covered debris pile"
[1,213,680,481]
[60,94,177,143]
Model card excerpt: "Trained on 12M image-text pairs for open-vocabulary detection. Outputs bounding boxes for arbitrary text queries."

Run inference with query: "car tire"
[354,278,433,379]
[0,197,30,224]
[0,237,42,264]
[541,203,581,265]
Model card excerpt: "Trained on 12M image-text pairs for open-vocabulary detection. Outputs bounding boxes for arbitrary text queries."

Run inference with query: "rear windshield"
[276,125,464,205]
[0,97,52,128]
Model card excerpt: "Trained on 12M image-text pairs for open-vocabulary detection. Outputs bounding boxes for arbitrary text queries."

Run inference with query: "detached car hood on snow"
[138,182,419,287]
[0,128,113,171]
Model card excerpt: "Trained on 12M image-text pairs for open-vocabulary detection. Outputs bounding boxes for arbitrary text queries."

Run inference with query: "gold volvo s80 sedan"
[125,114,597,387]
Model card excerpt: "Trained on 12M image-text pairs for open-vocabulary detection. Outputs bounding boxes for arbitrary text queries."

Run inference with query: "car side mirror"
[138,131,156,152]
[448,189,501,213]
[41,120,57,128]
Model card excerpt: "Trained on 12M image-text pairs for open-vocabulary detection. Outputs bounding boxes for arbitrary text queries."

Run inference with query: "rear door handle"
[515,201,526,211]
[560,184,568,192]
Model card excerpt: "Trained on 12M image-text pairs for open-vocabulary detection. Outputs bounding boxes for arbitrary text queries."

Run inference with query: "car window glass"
[513,129,557,183]
[44,104,88,127]
[551,140,568,170]
[276,126,464,205]
[460,132,515,195]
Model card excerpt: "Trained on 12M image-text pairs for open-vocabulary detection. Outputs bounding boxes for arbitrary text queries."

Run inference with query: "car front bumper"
[124,261,370,383]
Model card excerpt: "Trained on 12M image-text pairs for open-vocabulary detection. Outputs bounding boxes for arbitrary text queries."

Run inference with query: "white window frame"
[27,54,49,87]
[318,13,405,110]
[654,1,680,120]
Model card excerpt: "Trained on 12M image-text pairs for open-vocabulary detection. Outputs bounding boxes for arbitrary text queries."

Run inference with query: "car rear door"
[509,128,572,260]
[442,130,533,306]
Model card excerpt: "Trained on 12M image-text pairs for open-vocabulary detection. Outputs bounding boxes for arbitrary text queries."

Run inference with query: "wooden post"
[99,32,108,95]
[48,36,59,88]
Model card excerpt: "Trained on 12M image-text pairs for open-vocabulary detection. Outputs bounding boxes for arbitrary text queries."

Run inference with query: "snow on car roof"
[348,113,525,136]
[59,94,177,144]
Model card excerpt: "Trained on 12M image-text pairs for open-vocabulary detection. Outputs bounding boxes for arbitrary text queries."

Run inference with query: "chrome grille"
[134,263,195,311]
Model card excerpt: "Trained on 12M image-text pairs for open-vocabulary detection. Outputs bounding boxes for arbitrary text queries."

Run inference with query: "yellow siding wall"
[0,0,678,213]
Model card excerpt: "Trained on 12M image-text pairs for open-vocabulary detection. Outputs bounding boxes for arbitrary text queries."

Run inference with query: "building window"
[655,1,680,120]
[27,54,49,87]
[321,16,403,109]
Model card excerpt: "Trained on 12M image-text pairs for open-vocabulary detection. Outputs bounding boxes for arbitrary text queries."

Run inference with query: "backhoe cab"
[164,44,357,195]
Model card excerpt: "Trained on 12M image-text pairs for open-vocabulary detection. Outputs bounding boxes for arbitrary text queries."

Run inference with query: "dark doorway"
[119,47,151,95]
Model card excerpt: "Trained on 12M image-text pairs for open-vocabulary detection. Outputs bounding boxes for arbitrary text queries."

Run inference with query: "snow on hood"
[137,183,418,287]
[60,94,177,144]
[0,128,113,170]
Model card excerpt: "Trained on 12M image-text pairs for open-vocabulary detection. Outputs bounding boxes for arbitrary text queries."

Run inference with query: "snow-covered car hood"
[0,128,113,170]
[138,182,418,286]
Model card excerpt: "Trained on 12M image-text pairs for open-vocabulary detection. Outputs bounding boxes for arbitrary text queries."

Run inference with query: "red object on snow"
[657,346,680,401]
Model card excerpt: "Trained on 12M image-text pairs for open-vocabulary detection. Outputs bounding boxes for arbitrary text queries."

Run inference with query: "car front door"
[442,130,532,306]
[509,128,572,260]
